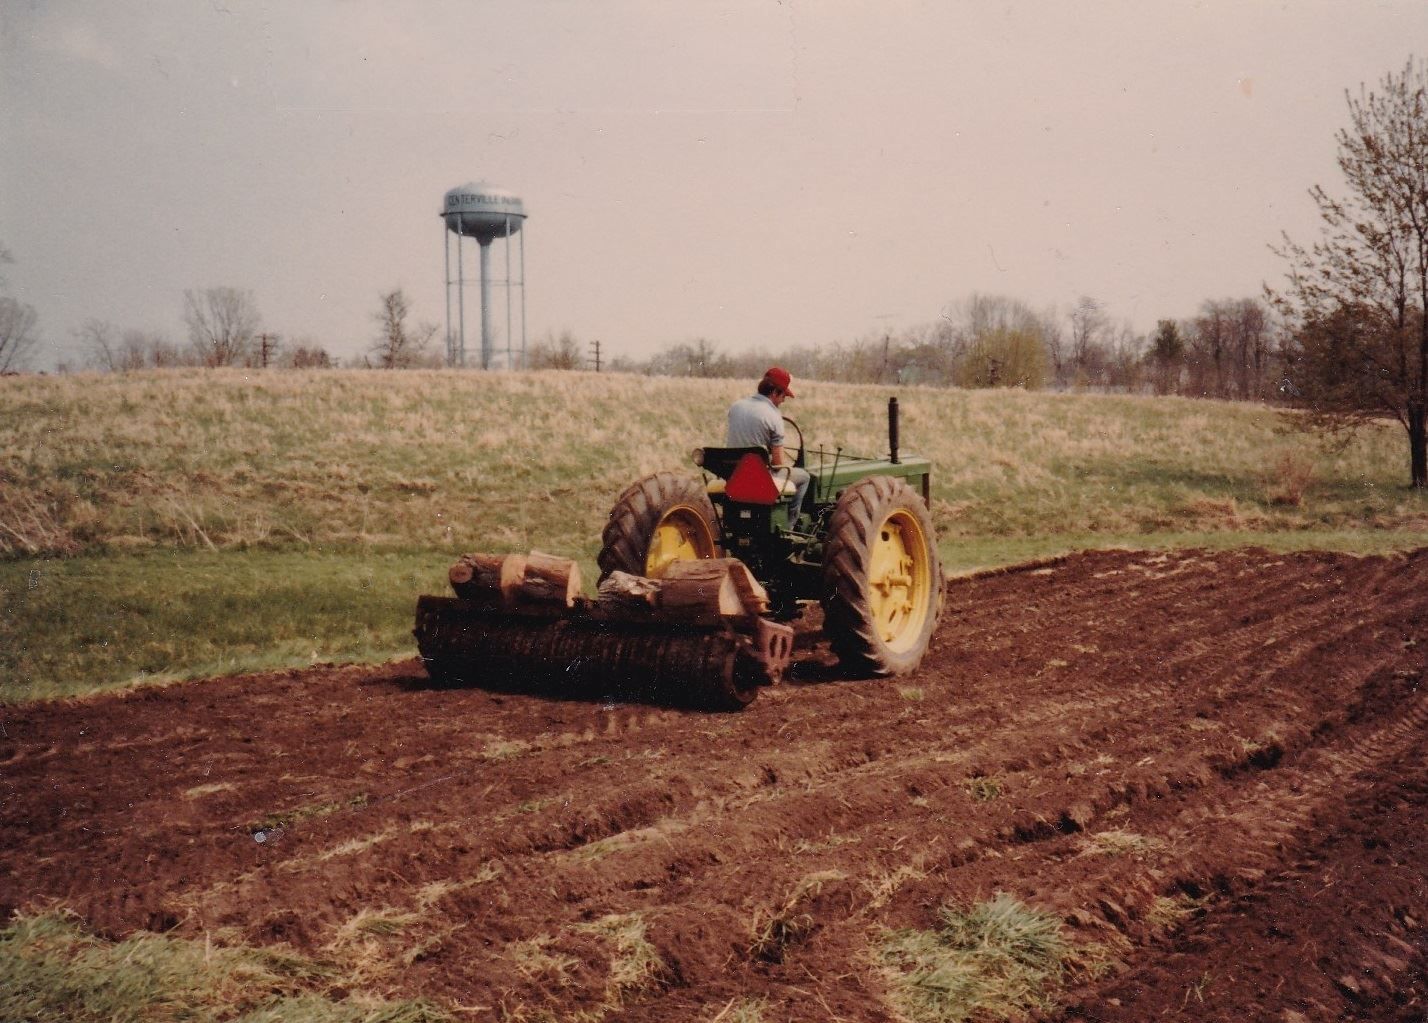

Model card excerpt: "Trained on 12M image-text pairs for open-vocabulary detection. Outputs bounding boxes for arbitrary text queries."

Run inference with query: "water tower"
[441,181,527,369]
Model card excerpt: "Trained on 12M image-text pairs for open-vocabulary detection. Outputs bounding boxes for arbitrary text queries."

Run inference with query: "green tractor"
[597,398,944,677]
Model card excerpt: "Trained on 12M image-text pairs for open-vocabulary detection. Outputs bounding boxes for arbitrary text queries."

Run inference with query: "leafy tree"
[369,288,437,369]
[952,326,1048,389]
[1271,57,1428,487]
[184,287,260,367]
[941,293,1056,389]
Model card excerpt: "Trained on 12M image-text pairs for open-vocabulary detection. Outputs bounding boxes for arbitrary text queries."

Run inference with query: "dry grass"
[574,912,667,1005]
[877,893,1070,1023]
[1,368,1419,562]
[749,869,848,963]
[1077,828,1166,858]
[0,910,450,1023]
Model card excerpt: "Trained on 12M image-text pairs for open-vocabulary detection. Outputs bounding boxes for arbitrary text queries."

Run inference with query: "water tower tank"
[443,181,525,244]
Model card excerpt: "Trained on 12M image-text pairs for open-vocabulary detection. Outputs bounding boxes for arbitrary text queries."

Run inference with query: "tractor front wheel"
[598,472,721,583]
[821,476,943,676]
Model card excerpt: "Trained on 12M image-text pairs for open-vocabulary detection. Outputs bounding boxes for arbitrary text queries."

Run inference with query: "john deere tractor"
[414,397,943,709]
[596,397,944,677]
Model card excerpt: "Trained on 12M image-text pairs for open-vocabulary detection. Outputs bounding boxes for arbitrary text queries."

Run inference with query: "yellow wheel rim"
[867,509,933,652]
[645,504,717,577]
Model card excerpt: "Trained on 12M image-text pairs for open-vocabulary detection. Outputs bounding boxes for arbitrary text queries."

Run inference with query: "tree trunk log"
[658,560,743,625]
[511,550,583,608]
[595,571,662,614]
[449,553,526,603]
[721,559,770,616]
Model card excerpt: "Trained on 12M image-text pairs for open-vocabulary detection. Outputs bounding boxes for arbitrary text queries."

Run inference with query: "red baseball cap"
[762,366,795,397]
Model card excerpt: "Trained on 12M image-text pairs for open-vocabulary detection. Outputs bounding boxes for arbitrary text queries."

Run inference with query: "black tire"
[821,476,944,676]
[597,472,721,583]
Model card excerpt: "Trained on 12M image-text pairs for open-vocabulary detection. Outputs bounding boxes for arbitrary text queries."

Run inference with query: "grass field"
[3,368,1425,702]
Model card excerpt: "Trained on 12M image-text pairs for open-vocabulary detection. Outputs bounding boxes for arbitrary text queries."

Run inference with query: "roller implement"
[414,397,943,709]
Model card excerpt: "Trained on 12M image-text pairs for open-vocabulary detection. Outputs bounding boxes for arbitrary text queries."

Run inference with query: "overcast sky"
[2,2,1424,370]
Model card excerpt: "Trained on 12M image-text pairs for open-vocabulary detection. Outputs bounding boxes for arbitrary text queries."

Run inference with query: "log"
[509,550,583,608]
[664,558,769,617]
[596,571,662,614]
[659,560,743,625]
[449,553,526,603]
[722,559,770,616]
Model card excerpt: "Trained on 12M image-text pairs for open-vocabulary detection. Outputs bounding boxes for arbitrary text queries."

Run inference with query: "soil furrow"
[2,547,1425,1022]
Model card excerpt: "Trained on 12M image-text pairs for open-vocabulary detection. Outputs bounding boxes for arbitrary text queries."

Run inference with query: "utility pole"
[589,339,602,372]
[256,332,280,368]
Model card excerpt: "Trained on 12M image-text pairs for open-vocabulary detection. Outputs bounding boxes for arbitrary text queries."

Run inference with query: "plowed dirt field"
[3,547,1426,1021]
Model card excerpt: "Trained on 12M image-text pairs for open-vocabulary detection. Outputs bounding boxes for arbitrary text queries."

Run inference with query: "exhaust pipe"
[888,396,900,464]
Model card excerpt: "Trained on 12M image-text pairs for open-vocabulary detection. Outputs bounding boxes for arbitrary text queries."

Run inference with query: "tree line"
[541,292,1280,402]
[63,286,442,373]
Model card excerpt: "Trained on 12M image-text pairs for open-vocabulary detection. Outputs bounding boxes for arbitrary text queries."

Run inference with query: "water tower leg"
[480,240,492,370]
[443,225,453,367]
[456,230,467,368]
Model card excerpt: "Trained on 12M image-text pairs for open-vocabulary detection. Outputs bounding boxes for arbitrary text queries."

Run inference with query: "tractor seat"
[697,446,798,497]
[706,476,797,497]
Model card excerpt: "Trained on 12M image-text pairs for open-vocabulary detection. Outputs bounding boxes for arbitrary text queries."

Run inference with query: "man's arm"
[769,444,788,468]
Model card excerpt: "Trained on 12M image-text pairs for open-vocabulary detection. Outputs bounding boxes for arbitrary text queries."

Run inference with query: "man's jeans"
[779,466,811,526]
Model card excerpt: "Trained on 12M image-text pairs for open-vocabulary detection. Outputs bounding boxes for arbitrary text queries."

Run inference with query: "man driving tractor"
[725,366,811,526]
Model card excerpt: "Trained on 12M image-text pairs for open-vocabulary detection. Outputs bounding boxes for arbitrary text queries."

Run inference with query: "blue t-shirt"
[726,394,784,450]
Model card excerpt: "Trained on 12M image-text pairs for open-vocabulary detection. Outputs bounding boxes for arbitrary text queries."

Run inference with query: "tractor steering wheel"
[781,416,805,469]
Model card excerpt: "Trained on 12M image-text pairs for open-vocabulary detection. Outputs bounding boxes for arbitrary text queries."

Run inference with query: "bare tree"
[1149,319,1186,395]
[1107,324,1147,393]
[1186,300,1233,397]
[282,339,334,369]
[528,329,584,370]
[184,287,260,367]
[0,296,40,373]
[646,338,735,378]
[369,288,437,369]
[0,243,40,373]
[80,319,188,371]
[79,319,136,372]
[1230,298,1272,400]
[1271,57,1428,487]
[1068,296,1110,388]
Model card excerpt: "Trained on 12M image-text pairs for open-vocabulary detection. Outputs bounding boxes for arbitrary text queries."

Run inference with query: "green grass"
[2,368,1425,702]
[0,910,451,1023]
[1,548,446,703]
[877,894,1068,1022]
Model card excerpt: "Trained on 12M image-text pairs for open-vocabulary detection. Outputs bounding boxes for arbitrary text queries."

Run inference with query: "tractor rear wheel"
[598,472,721,583]
[821,475,943,676]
